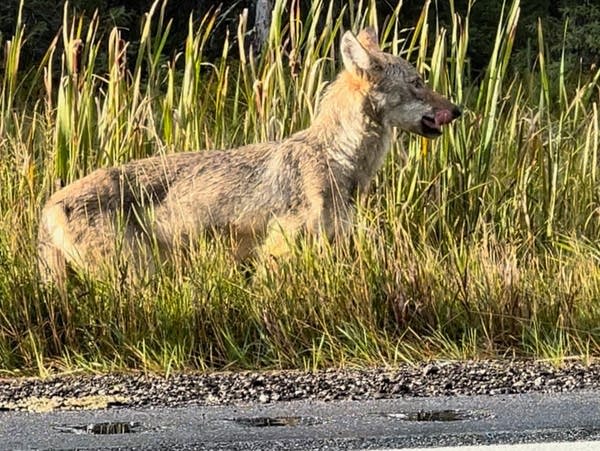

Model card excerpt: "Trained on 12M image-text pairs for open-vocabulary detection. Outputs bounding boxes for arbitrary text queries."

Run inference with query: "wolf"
[37,27,461,285]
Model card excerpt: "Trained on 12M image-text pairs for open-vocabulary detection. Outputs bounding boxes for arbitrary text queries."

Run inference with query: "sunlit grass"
[1,0,600,375]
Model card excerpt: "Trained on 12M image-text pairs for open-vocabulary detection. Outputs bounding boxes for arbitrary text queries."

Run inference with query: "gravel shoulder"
[1,360,599,412]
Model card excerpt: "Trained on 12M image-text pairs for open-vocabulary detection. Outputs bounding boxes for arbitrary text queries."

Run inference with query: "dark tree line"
[2,0,599,77]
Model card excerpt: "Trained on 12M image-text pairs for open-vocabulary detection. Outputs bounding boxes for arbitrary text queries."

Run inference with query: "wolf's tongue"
[435,109,453,126]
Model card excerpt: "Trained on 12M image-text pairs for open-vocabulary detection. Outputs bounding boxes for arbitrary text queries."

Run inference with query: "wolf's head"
[340,28,461,138]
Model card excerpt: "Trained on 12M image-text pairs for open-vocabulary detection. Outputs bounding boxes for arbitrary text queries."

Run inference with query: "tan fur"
[37,28,461,284]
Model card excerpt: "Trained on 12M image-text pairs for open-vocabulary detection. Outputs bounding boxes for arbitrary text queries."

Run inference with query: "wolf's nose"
[452,105,462,119]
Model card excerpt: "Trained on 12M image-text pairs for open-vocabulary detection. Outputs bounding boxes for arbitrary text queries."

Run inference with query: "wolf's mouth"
[420,108,461,138]
[421,115,442,137]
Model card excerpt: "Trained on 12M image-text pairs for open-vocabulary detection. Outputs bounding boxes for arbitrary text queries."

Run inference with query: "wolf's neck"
[308,71,391,190]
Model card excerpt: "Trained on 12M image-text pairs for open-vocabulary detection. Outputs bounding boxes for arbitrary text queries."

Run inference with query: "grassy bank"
[1,0,600,375]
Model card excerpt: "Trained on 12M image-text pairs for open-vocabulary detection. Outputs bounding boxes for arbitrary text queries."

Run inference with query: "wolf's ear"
[356,27,380,52]
[341,30,379,75]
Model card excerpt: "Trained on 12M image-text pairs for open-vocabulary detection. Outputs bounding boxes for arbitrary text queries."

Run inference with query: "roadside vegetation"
[1,0,600,375]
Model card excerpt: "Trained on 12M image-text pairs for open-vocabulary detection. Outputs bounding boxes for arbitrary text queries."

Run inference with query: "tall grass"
[1,0,600,375]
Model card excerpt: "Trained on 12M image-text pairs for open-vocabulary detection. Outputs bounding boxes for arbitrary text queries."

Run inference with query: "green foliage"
[0,0,600,374]
[544,2,600,72]
[3,0,600,85]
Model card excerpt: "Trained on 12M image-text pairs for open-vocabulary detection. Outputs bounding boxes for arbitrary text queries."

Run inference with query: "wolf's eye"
[410,78,424,89]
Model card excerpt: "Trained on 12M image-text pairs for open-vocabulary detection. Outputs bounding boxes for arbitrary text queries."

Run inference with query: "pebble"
[1,360,600,411]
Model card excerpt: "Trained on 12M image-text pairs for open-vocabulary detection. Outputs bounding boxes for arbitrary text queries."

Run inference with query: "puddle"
[384,409,490,422]
[229,416,320,427]
[56,421,143,435]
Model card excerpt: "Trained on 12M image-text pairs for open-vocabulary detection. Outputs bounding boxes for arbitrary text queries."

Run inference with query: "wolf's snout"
[451,105,462,119]
[435,107,461,126]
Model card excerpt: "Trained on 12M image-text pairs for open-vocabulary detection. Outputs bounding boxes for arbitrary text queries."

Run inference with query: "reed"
[0,0,599,374]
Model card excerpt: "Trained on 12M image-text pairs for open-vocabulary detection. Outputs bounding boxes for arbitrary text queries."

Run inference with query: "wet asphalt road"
[2,390,600,450]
